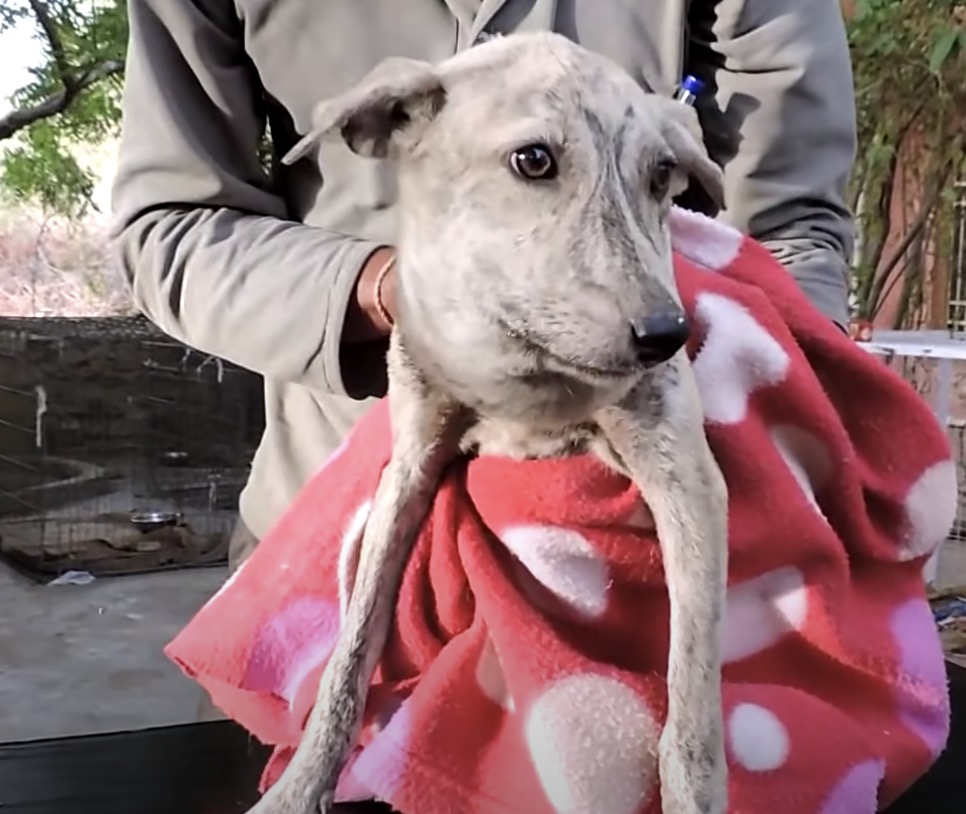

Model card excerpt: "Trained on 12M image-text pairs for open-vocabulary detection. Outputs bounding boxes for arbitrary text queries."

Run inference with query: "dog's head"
[285,33,723,423]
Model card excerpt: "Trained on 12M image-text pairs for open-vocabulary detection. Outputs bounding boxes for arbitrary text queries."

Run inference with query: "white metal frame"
[948,180,966,333]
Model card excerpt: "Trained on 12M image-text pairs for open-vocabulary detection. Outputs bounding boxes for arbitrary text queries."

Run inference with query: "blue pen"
[673,75,704,107]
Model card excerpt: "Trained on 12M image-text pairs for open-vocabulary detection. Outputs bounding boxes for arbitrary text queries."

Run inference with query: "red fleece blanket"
[166,208,958,814]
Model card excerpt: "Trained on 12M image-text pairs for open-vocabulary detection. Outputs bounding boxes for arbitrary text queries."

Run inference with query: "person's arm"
[110,0,394,397]
[687,0,857,326]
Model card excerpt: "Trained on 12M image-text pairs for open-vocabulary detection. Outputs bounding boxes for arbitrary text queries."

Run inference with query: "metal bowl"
[159,450,190,467]
[130,510,182,533]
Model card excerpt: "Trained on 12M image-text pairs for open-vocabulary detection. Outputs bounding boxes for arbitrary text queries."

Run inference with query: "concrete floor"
[0,538,964,746]
[0,562,226,743]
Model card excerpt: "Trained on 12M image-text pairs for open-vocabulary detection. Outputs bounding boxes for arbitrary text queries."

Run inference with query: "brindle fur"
[246,32,729,814]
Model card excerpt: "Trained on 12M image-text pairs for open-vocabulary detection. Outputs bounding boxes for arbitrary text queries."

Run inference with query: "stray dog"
[246,32,729,814]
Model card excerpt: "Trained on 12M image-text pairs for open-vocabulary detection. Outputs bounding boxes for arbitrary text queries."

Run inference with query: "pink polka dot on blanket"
[342,699,415,805]
[818,760,885,814]
[889,598,950,755]
[242,595,340,705]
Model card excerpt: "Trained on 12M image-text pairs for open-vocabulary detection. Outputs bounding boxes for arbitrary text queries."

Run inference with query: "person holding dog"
[111,0,857,569]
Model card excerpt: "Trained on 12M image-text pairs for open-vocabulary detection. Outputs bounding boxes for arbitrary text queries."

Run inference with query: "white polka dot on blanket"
[335,751,376,804]
[721,566,808,664]
[727,703,790,772]
[770,425,832,518]
[669,206,744,271]
[691,293,791,424]
[499,525,610,618]
[525,674,658,814]
[899,459,957,562]
[817,760,884,814]
[338,500,372,621]
[476,636,516,711]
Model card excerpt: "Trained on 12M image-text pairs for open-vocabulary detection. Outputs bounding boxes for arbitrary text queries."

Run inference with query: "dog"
[246,32,729,814]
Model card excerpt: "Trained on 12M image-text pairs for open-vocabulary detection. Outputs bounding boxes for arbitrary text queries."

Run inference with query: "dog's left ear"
[652,97,725,210]
[282,57,446,164]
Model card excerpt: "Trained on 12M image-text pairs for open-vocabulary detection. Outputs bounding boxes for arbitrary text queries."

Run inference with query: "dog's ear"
[282,57,446,164]
[652,97,725,210]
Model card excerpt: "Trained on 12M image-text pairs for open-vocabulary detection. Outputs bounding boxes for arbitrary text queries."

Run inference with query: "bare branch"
[0,58,124,140]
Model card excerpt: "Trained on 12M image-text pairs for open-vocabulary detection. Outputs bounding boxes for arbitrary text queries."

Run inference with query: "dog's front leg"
[595,359,729,814]
[245,335,466,814]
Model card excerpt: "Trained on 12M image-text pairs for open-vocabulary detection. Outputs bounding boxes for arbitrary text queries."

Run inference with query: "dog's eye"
[509,144,558,180]
[649,157,678,198]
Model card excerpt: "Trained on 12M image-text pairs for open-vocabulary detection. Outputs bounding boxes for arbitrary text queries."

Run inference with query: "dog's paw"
[658,723,727,814]
[243,780,330,814]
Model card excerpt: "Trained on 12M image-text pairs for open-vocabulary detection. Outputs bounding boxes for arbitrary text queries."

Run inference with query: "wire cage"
[0,315,264,582]
[948,418,966,545]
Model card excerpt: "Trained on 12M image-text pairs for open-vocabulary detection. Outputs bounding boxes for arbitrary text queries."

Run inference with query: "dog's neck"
[456,412,628,476]
[459,415,599,459]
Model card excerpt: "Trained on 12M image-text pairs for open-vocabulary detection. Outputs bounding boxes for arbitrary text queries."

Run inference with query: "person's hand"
[344,246,396,343]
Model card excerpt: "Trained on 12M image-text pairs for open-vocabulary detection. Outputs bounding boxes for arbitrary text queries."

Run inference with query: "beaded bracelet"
[373,253,396,330]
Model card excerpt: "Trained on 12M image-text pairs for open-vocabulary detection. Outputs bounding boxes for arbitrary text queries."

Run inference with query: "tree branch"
[854,148,899,312]
[27,0,71,86]
[0,3,125,142]
[853,88,934,316]
[869,162,952,320]
[887,222,928,328]
[0,58,123,141]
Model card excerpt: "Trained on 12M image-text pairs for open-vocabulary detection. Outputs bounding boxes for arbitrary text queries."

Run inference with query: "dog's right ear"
[282,58,445,164]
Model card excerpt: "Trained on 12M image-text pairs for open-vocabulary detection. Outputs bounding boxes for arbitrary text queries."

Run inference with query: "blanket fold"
[166,208,958,814]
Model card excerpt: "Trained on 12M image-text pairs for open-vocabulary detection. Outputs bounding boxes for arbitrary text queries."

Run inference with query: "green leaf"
[0,0,127,214]
[929,27,960,74]
[853,0,871,23]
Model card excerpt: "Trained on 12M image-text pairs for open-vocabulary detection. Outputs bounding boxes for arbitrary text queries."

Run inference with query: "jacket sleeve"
[687,0,857,326]
[110,0,383,394]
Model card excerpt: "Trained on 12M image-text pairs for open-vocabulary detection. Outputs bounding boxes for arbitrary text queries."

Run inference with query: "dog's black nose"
[629,311,690,366]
